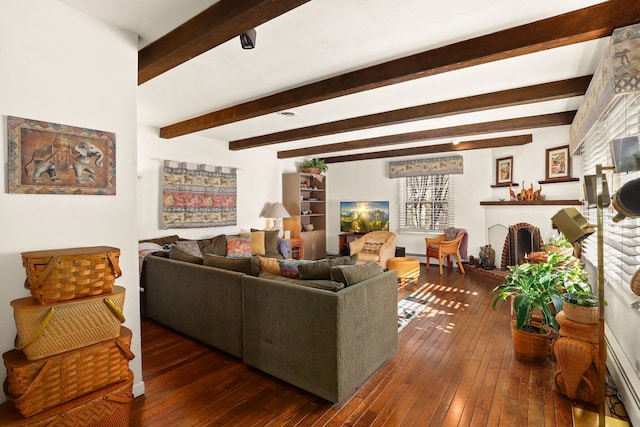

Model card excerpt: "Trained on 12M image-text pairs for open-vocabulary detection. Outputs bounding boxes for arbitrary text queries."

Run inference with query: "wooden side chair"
[425,232,466,275]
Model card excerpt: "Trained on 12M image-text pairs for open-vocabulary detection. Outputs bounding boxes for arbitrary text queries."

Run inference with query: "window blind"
[579,93,640,296]
[397,175,454,231]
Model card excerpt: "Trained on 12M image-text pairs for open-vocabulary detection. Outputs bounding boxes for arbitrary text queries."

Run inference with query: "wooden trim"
[317,135,533,164]
[480,200,582,206]
[538,177,580,184]
[138,0,311,84]
[491,183,519,188]
[159,0,640,138]
[279,112,572,160]
[229,76,591,150]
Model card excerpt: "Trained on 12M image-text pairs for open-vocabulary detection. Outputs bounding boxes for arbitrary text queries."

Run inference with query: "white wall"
[0,0,143,399]
[137,125,297,240]
[328,127,581,264]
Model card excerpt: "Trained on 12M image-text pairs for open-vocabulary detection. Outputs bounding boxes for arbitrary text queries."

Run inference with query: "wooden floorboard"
[130,265,627,426]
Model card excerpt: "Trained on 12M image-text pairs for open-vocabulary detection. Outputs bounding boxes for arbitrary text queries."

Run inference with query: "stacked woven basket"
[0,246,134,426]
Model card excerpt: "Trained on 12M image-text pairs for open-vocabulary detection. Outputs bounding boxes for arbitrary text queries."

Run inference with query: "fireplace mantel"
[480,199,581,206]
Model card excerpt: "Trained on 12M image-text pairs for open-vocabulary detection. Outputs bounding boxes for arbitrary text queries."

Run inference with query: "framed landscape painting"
[545,145,570,180]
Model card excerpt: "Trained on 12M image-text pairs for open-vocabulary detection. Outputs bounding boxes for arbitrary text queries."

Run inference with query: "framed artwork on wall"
[6,116,116,195]
[496,156,513,185]
[545,145,570,181]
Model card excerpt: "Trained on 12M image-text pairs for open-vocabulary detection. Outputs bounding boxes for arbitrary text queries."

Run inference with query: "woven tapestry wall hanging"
[162,160,237,229]
[388,155,463,178]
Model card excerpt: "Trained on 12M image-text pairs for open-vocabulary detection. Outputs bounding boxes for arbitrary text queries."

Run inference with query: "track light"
[240,29,256,49]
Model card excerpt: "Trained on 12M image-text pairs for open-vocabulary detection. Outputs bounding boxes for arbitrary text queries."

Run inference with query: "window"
[579,93,640,296]
[398,175,453,231]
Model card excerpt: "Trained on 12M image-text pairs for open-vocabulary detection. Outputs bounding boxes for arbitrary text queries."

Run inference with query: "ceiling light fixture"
[240,28,256,49]
[278,111,296,117]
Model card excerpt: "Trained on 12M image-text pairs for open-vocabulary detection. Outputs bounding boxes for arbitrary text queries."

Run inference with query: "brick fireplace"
[500,223,542,269]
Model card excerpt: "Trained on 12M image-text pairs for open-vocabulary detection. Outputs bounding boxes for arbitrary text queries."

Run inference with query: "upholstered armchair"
[349,231,397,269]
[425,228,467,275]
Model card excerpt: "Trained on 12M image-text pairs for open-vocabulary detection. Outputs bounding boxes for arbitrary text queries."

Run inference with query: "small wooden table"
[387,257,420,288]
[284,238,304,260]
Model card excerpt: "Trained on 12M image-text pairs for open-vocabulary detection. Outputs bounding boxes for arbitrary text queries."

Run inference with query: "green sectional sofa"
[139,235,398,403]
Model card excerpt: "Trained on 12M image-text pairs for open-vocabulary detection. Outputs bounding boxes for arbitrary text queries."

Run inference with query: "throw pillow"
[298,259,331,280]
[226,235,252,258]
[330,262,384,287]
[203,254,253,275]
[175,240,203,257]
[257,256,282,275]
[329,253,359,267]
[251,228,280,258]
[251,230,266,256]
[445,227,458,241]
[169,245,204,264]
[202,234,228,256]
[279,258,313,279]
[362,239,385,254]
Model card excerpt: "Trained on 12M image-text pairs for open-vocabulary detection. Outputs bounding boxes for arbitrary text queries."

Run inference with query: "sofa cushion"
[201,235,227,256]
[278,259,313,279]
[203,254,253,275]
[298,254,359,280]
[330,262,384,287]
[258,272,345,292]
[226,235,252,258]
[169,245,203,264]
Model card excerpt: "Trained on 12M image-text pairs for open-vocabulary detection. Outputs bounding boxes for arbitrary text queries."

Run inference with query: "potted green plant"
[490,252,574,364]
[300,159,328,174]
[545,232,574,257]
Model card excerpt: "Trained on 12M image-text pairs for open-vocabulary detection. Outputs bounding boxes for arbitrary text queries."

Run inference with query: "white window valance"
[388,155,463,178]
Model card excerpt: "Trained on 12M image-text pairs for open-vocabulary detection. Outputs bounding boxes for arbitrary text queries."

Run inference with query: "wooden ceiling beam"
[160,0,640,138]
[230,75,591,150]
[277,111,575,159]
[138,0,311,85]
[323,135,534,164]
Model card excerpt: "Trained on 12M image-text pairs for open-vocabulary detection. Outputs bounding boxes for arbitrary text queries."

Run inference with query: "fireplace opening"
[500,223,542,269]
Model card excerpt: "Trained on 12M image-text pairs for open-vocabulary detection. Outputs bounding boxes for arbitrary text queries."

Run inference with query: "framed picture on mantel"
[545,145,570,180]
[496,156,513,185]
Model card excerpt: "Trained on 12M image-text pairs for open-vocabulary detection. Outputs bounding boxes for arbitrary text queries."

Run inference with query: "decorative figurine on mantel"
[509,182,545,201]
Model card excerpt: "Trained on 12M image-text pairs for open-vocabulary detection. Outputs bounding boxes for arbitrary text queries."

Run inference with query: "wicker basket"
[0,372,133,426]
[510,320,552,365]
[562,301,598,324]
[3,327,133,417]
[545,245,574,257]
[11,286,125,360]
[22,246,122,304]
[557,311,599,343]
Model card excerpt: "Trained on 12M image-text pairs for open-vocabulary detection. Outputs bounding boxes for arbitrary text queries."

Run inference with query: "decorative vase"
[510,320,552,364]
[303,224,314,232]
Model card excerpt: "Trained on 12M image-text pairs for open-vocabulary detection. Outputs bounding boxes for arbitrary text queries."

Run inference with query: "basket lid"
[10,285,125,310]
[21,246,120,259]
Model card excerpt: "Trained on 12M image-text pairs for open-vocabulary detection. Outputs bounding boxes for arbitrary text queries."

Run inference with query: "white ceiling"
[57,0,609,158]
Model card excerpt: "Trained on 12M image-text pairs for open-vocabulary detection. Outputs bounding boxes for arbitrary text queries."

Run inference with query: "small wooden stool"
[388,257,420,288]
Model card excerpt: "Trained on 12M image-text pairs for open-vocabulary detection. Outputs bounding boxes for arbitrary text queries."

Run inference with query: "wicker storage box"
[11,286,125,361]
[22,246,122,304]
[0,371,133,426]
[3,327,134,417]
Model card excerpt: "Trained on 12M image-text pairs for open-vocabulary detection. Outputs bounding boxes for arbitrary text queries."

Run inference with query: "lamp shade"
[264,202,291,219]
[551,207,596,244]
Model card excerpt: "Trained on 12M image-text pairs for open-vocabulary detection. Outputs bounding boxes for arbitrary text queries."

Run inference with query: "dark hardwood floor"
[130,264,625,426]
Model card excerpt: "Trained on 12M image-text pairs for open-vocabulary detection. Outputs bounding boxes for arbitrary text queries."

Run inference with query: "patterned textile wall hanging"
[162,160,237,229]
[388,155,463,178]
